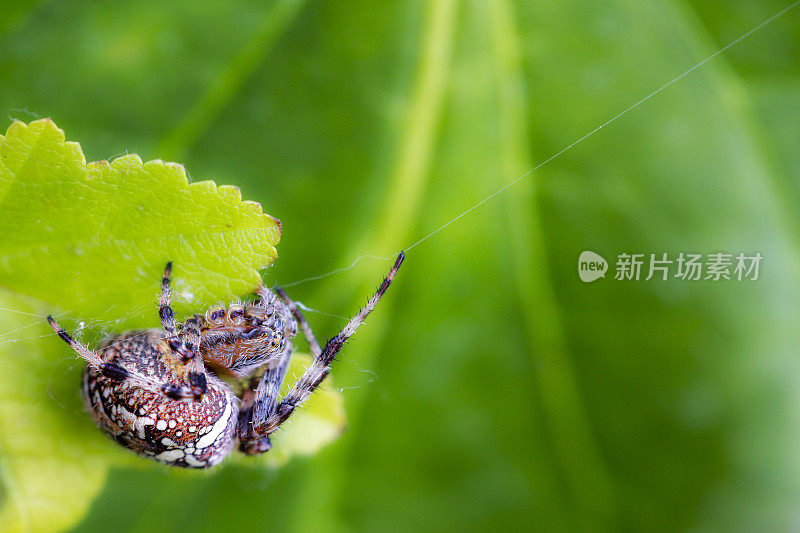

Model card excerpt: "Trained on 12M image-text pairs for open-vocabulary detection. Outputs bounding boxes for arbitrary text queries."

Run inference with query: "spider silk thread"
[278,0,800,288]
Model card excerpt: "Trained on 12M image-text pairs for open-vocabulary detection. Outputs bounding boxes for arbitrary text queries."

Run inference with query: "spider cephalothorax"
[197,287,298,378]
[48,253,404,468]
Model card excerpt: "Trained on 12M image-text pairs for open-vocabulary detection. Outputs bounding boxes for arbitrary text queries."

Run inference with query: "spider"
[47,252,404,468]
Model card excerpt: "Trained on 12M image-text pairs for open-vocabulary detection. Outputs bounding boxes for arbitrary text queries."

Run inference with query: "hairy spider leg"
[238,343,292,454]
[47,315,199,400]
[159,262,207,385]
[253,251,405,436]
[275,287,322,357]
[178,314,209,398]
[159,261,179,343]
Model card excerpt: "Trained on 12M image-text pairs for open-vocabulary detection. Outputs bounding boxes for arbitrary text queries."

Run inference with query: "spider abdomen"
[82,331,239,468]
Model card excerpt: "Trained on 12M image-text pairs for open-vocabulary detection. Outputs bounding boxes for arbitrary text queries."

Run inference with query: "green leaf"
[0,119,345,533]
[0,118,280,328]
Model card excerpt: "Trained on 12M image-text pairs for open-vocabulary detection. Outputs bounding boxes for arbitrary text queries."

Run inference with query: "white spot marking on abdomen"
[195,398,233,449]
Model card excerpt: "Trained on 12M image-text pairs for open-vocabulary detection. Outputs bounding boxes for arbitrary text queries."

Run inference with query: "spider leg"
[47,315,105,367]
[159,261,181,347]
[158,263,206,379]
[238,343,292,454]
[47,315,199,400]
[177,314,208,397]
[275,287,321,357]
[253,251,404,435]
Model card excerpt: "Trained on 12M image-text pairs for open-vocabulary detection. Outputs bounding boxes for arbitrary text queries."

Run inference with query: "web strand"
[278,254,395,288]
[404,0,800,252]
[277,0,800,287]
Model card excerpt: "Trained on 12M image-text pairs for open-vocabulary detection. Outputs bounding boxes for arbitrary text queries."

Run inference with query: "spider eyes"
[227,305,245,325]
[206,305,247,326]
[205,306,226,325]
[204,304,288,351]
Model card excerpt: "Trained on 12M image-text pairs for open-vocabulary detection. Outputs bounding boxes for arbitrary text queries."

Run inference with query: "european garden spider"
[47,253,404,468]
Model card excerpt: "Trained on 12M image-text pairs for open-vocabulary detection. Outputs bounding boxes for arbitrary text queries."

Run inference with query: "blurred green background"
[1,0,800,531]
